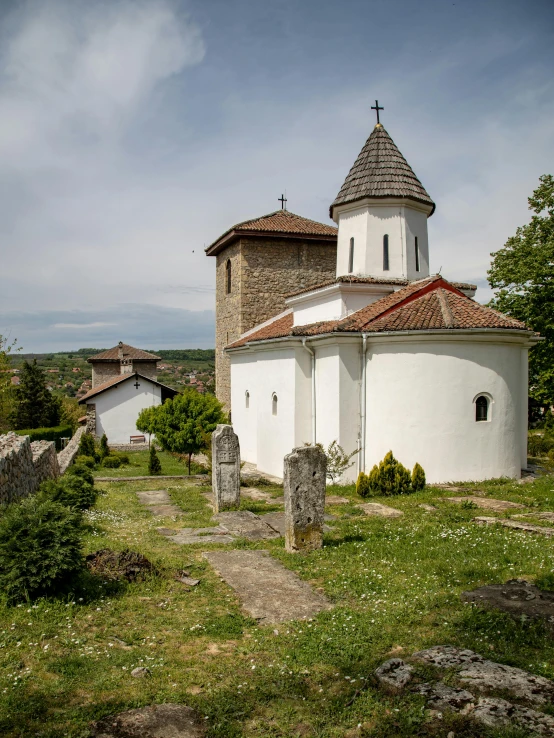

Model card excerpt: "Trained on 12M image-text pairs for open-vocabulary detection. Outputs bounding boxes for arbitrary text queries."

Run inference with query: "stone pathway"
[358,502,403,518]
[514,512,554,522]
[203,549,332,624]
[136,490,183,517]
[91,704,205,737]
[325,495,349,505]
[462,580,554,624]
[419,503,437,512]
[475,516,554,537]
[214,510,280,540]
[445,496,524,512]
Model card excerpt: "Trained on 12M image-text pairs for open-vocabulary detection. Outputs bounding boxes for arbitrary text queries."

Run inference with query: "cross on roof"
[134,380,140,389]
[371,99,384,124]
[278,194,287,210]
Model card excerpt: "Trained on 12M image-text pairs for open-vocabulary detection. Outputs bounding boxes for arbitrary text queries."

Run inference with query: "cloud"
[51,322,117,329]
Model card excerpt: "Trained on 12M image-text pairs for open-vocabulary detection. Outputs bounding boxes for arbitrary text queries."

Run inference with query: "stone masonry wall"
[215,236,337,411]
[57,427,86,474]
[92,361,158,388]
[32,441,60,486]
[0,433,37,504]
[86,404,96,435]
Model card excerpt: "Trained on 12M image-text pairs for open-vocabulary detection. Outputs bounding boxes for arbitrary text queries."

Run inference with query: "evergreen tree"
[99,433,110,459]
[11,360,61,429]
[148,445,162,475]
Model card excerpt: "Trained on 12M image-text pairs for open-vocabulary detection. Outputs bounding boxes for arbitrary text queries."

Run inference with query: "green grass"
[92,449,205,478]
[1,475,554,736]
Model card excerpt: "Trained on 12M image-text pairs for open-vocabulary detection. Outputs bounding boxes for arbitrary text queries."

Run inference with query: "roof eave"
[330,194,435,221]
[205,228,337,256]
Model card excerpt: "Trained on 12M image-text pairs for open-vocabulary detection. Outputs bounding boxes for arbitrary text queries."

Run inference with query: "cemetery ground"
[92,450,206,478]
[1,473,554,737]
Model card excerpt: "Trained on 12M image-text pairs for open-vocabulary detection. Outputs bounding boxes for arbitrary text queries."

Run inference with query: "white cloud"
[52,322,116,329]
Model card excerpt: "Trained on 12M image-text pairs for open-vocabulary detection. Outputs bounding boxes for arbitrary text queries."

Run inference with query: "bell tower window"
[415,236,420,272]
[272,393,278,416]
[383,234,390,271]
[348,237,354,274]
[475,395,489,422]
[225,259,232,294]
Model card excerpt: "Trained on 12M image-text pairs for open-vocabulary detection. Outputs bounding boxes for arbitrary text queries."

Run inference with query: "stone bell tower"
[206,209,338,411]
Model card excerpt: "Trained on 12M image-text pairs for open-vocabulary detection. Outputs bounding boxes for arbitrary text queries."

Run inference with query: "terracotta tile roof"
[88,343,160,363]
[330,124,435,218]
[286,275,410,299]
[78,373,178,404]
[205,210,337,256]
[227,276,531,349]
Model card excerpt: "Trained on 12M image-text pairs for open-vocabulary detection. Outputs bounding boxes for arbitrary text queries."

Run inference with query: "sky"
[0,0,553,353]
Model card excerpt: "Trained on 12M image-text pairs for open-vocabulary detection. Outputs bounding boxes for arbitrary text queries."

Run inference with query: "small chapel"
[207,111,538,484]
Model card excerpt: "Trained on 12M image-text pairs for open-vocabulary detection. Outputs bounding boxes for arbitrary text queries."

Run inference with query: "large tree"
[488,174,554,414]
[0,335,19,431]
[11,360,62,430]
[138,389,226,474]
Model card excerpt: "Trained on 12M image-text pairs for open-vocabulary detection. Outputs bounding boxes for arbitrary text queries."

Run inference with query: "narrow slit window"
[225,259,232,294]
[245,391,250,409]
[383,234,390,271]
[415,236,420,272]
[475,395,489,422]
[272,393,278,416]
[348,237,354,273]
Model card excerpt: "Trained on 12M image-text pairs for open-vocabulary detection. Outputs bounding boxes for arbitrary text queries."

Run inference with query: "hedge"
[15,425,73,449]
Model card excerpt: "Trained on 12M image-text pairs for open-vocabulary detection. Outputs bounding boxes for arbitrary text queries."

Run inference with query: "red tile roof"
[205,210,337,256]
[78,372,178,403]
[88,343,160,363]
[227,276,531,349]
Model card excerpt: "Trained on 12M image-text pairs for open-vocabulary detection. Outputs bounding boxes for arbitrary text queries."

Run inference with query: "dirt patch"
[86,549,157,582]
[462,579,554,625]
[91,704,206,737]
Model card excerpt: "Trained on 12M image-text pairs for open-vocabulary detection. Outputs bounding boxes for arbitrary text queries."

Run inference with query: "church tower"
[330,120,435,281]
[206,210,337,410]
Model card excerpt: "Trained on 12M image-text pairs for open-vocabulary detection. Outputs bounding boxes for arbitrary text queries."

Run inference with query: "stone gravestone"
[284,445,326,553]
[212,425,240,513]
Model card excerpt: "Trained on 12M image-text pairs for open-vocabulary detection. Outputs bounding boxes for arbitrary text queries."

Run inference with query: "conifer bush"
[38,474,97,511]
[356,471,370,497]
[78,432,97,460]
[367,451,413,496]
[148,445,162,476]
[74,455,96,468]
[99,433,110,459]
[412,462,426,492]
[65,464,94,486]
[102,455,121,469]
[0,497,84,603]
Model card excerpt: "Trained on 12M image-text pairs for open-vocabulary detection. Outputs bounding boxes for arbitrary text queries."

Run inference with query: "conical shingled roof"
[330,124,435,218]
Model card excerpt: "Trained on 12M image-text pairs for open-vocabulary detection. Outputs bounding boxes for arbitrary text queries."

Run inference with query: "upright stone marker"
[284,445,326,553]
[212,425,240,513]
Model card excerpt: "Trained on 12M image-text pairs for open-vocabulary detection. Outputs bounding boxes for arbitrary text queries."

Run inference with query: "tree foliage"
[313,440,358,484]
[148,445,162,475]
[0,335,20,431]
[488,174,554,410]
[367,451,414,496]
[10,360,61,430]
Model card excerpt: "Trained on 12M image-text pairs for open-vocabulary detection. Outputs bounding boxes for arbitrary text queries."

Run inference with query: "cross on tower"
[371,99,384,124]
[134,380,140,389]
[278,194,287,210]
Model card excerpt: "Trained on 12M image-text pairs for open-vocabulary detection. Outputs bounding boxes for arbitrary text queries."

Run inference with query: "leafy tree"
[488,174,554,413]
[60,396,83,433]
[312,440,358,484]
[11,360,61,430]
[0,335,20,431]
[148,445,162,475]
[144,389,226,474]
[136,406,157,436]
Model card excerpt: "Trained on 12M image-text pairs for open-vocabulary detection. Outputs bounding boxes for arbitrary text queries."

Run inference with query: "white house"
[223,120,538,484]
[79,343,178,444]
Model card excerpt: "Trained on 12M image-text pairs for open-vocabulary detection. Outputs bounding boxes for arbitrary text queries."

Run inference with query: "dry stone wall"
[0,433,62,504]
[57,427,86,474]
[32,441,60,486]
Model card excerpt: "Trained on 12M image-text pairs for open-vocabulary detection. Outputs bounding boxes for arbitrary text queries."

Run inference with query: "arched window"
[225,259,232,294]
[272,393,278,416]
[348,237,354,273]
[475,395,489,422]
[383,234,390,271]
[245,390,250,409]
[415,236,420,272]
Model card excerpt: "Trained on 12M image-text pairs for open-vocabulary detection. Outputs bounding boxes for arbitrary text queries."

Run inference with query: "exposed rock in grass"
[462,579,554,625]
[131,667,151,678]
[474,516,554,537]
[415,682,474,711]
[471,697,554,735]
[374,658,413,694]
[85,549,156,582]
[358,502,403,518]
[91,704,206,737]
[445,496,524,511]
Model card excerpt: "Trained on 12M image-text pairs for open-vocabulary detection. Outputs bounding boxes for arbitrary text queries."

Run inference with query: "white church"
[216,116,538,484]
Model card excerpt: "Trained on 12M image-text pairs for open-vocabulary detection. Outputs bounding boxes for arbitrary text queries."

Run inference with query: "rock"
[412,645,485,669]
[415,682,474,711]
[445,496,524,511]
[472,697,554,735]
[462,580,554,625]
[131,667,151,678]
[325,495,349,505]
[419,504,437,512]
[212,425,241,513]
[358,502,403,518]
[176,576,200,587]
[283,446,326,553]
[156,527,178,536]
[514,512,554,522]
[374,658,413,694]
[215,510,279,540]
[91,704,206,737]
[474,516,554,537]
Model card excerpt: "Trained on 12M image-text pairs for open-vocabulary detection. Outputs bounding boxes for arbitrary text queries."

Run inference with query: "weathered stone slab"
[413,645,483,669]
[471,697,554,734]
[419,504,437,512]
[514,512,554,522]
[415,682,474,711]
[171,532,234,545]
[358,502,403,518]
[462,580,554,624]
[145,504,183,516]
[374,659,413,694]
[242,487,274,502]
[136,490,172,505]
[212,425,240,513]
[203,549,332,623]
[261,512,286,536]
[475,516,554,537]
[284,445,326,553]
[215,510,280,540]
[325,495,349,505]
[446,496,524,511]
[91,704,206,738]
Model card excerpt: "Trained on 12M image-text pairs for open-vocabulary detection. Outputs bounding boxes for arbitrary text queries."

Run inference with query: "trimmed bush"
[368,451,413,496]
[528,433,554,457]
[14,425,72,450]
[65,464,94,486]
[78,432,97,459]
[356,472,370,498]
[114,452,129,465]
[99,434,110,459]
[148,445,162,476]
[74,455,96,469]
[102,455,121,469]
[0,496,84,603]
[411,462,426,492]
[38,474,97,511]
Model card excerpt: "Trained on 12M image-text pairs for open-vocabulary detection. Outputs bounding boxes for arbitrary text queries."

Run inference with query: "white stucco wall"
[290,284,395,327]
[88,378,162,445]
[364,337,528,483]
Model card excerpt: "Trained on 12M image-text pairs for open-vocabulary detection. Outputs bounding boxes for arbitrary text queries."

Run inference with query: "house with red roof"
[211,117,539,484]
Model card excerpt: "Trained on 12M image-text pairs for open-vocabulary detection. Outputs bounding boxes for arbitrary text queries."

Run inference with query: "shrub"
[411,462,426,492]
[102,455,121,469]
[148,445,162,475]
[368,451,413,496]
[356,472,370,498]
[528,432,554,457]
[38,474,97,511]
[14,425,73,450]
[78,432,97,459]
[99,434,110,459]
[65,464,94,486]
[74,455,96,469]
[0,496,84,603]
[114,452,129,465]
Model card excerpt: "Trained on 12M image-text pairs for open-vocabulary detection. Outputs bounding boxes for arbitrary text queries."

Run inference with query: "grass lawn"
[92,449,203,477]
[1,475,554,737]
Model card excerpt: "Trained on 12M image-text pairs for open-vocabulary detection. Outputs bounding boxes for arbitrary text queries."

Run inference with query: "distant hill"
[18,348,215,361]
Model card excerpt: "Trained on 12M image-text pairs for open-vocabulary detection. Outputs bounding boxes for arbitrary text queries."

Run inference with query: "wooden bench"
[130,435,146,444]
